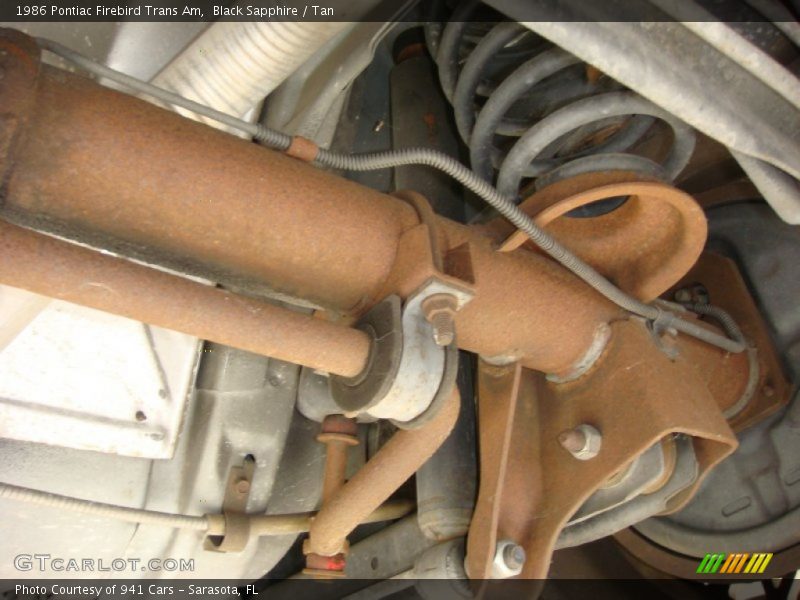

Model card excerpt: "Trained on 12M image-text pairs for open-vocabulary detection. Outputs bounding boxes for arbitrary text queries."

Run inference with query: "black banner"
[1,577,752,600]
[0,0,796,22]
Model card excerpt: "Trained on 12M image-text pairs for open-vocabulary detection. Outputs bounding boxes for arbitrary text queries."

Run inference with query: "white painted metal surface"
[0,287,198,458]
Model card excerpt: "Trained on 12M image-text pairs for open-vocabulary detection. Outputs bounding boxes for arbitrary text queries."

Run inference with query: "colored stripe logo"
[696,552,773,574]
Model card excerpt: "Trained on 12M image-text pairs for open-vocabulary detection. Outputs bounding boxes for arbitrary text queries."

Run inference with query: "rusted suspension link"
[317,416,359,504]
[0,220,371,378]
[307,389,461,557]
[302,416,360,576]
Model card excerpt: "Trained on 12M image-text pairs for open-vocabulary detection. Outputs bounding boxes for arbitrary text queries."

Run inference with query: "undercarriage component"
[491,172,708,303]
[204,456,258,553]
[0,29,632,376]
[673,252,792,430]
[486,0,800,224]
[466,318,743,579]
[150,21,349,132]
[307,389,460,558]
[301,416,359,576]
[0,480,414,547]
[557,435,698,549]
[616,202,800,578]
[330,277,470,425]
[0,14,795,587]
[0,219,371,379]
[0,286,197,459]
[415,356,478,542]
[432,14,695,197]
[566,439,676,524]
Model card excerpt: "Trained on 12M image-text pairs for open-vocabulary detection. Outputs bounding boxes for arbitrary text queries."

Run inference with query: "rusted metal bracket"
[464,360,524,581]
[671,252,792,431]
[204,455,256,553]
[378,190,477,303]
[493,172,707,303]
[466,319,740,579]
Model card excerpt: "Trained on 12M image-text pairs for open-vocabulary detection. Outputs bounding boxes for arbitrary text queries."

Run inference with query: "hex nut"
[421,294,458,346]
[491,540,526,578]
[558,424,602,460]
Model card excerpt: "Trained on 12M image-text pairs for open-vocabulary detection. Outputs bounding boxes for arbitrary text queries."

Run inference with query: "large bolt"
[491,540,526,578]
[422,294,458,346]
[317,415,359,503]
[558,424,602,460]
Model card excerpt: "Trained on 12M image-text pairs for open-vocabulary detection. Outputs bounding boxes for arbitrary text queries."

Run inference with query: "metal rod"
[307,389,461,556]
[0,220,371,378]
[317,415,359,503]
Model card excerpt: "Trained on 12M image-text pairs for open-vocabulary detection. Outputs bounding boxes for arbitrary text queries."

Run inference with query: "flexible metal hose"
[0,482,210,530]
[679,301,758,418]
[36,38,745,354]
[149,21,349,133]
[682,302,745,344]
[0,482,414,537]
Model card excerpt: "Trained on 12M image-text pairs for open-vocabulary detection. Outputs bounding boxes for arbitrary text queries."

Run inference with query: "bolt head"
[235,478,251,494]
[557,429,586,453]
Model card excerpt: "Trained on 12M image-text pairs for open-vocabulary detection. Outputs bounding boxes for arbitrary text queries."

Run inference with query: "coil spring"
[428,4,697,202]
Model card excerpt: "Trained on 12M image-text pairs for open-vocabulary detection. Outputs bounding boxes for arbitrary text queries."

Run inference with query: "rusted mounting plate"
[670,252,791,431]
[376,190,476,306]
[496,172,707,302]
[466,320,739,580]
[204,456,256,553]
